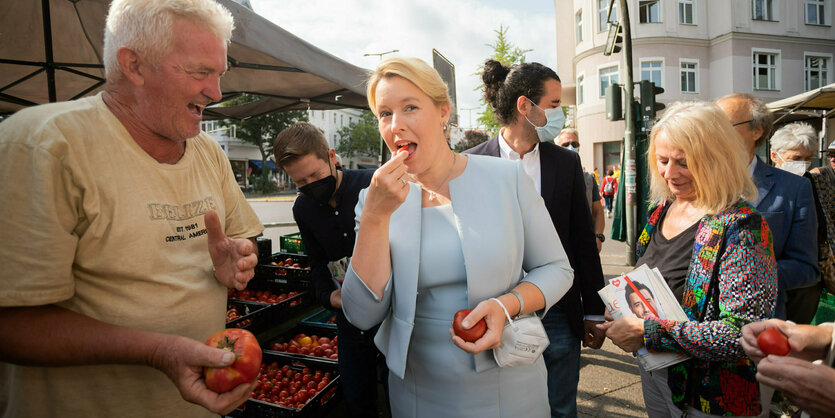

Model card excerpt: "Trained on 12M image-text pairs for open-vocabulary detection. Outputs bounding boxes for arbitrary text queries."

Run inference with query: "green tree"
[335,110,381,160]
[218,94,307,193]
[475,25,532,136]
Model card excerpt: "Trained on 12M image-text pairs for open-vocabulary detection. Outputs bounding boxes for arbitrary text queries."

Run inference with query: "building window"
[680,61,698,93]
[805,0,827,25]
[640,1,661,23]
[753,50,779,90]
[679,0,695,24]
[576,10,583,43]
[598,0,617,32]
[599,66,619,97]
[641,60,663,87]
[805,54,831,90]
[753,0,775,20]
[577,75,585,105]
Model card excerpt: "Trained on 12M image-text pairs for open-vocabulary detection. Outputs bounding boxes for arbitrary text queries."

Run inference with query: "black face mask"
[299,172,337,205]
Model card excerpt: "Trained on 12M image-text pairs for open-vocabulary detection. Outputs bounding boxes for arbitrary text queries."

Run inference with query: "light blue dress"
[386,204,549,418]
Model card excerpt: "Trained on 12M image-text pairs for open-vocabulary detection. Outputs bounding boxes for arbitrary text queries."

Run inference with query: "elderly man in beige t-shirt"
[0,1,264,417]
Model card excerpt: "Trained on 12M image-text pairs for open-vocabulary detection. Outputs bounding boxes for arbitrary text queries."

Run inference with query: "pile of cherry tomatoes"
[269,333,338,360]
[251,362,334,410]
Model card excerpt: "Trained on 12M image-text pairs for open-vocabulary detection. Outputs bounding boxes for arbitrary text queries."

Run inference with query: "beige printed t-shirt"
[0,93,263,418]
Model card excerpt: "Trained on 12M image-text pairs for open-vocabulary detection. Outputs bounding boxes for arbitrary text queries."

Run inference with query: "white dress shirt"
[498,129,541,194]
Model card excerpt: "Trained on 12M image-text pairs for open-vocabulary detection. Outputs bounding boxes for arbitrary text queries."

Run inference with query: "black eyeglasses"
[732,120,753,127]
[828,153,835,159]
[560,141,580,148]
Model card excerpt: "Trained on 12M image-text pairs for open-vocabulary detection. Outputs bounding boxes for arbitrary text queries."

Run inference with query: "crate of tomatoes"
[263,324,338,365]
[237,352,341,418]
[226,278,311,333]
[299,309,337,330]
[255,252,312,290]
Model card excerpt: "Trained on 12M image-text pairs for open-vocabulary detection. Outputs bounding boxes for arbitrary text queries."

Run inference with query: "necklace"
[426,153,457,201]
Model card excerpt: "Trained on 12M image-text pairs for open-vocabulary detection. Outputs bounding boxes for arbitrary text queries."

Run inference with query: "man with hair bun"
[466,59,606,418]
[0,1,264,416]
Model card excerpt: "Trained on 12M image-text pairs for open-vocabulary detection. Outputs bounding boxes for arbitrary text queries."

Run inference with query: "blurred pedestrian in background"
[557,128,606,252]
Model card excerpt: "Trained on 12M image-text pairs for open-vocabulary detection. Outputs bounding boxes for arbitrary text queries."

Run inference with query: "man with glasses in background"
[717,93,819,325]
[556,128,605,252]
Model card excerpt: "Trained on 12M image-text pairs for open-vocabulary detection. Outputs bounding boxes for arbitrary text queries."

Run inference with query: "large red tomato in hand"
[204,329,262,393]
[757,327,790,356]
[452,309,487,343]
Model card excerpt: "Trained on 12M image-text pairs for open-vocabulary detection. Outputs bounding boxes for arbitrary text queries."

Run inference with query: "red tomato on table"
[203,329,262,393]
[757,327,790,356]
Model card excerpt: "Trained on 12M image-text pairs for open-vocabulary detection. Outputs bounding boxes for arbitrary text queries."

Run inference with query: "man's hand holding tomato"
[740,319,831,364]
[150,333,258,415]
[740,320,835,417]
[205,210,258,291]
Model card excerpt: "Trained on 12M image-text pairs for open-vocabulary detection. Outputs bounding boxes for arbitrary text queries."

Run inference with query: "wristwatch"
[595,233,606,243]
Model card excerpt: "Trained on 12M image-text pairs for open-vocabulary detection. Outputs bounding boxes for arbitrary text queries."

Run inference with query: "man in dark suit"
[717,93,819,323]
[466,59,606,417]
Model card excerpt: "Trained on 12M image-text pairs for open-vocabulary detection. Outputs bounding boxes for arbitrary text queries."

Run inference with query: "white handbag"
[490,297,550,368]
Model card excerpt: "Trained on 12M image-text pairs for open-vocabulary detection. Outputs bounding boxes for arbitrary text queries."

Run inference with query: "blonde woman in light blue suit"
[341,57,575,418]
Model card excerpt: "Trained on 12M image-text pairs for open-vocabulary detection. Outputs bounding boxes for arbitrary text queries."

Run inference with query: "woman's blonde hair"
[647,101,757,213]
[366,57,451,116]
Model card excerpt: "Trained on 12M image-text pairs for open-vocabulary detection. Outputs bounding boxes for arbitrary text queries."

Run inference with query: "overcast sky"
[250,0,558,128]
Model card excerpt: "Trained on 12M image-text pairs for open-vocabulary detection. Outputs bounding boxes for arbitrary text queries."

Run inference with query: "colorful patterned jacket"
[638,200,777,416]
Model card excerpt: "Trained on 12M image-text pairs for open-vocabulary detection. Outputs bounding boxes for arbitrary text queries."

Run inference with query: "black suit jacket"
[465,136,606,339]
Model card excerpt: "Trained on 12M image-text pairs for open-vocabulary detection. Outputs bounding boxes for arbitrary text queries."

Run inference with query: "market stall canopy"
[767,83,835,123]
[0,0,370,118]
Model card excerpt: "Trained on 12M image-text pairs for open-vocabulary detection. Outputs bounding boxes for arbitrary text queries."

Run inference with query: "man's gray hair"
[103,0,234,80]
[557,127,579,141]
[717,93,773,145]
[770,122,819,155]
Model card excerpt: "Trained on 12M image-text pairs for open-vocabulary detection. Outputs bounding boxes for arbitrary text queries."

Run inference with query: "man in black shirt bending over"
[274,122,385,417]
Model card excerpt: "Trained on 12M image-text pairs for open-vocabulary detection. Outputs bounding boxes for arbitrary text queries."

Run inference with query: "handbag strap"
[489,297,515,327]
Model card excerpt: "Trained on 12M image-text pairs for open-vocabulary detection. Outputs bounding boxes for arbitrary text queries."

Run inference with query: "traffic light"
[604,22,622,56]
[605,84,623,121]
[639,80,665,120]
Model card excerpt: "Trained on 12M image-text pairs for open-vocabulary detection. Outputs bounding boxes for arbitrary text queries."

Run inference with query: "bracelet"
[509,290,524,317]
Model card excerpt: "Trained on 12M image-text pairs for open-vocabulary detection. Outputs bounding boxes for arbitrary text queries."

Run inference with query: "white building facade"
[556,0,835,173]
[307,108,379,169]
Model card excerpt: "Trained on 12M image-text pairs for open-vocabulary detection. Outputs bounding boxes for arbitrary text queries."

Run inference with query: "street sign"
[432,49,458,126]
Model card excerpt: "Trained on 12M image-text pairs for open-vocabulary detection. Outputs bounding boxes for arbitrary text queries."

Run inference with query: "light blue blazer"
[342,154,574,379]
[751,157,819,319]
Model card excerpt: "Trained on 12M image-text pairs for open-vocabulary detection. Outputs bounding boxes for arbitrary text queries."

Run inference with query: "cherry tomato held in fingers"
[204,329,263,393]
[757,327,790,356]
[452,309,487,343]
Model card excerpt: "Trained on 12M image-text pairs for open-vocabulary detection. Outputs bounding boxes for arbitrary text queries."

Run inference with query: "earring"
[443,122,448,131]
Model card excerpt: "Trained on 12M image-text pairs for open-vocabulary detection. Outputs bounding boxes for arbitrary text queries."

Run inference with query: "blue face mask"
[525,99,565,142]
[565,144,579,153]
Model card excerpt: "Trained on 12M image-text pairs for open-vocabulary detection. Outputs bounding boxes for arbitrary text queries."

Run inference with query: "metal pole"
[41,0,56,102]
[618,0,637,265]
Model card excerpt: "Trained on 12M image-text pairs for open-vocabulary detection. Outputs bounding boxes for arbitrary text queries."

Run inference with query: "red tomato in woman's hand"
[452,309,487,343]
[757,326,790,356]
[204,329,262,393]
